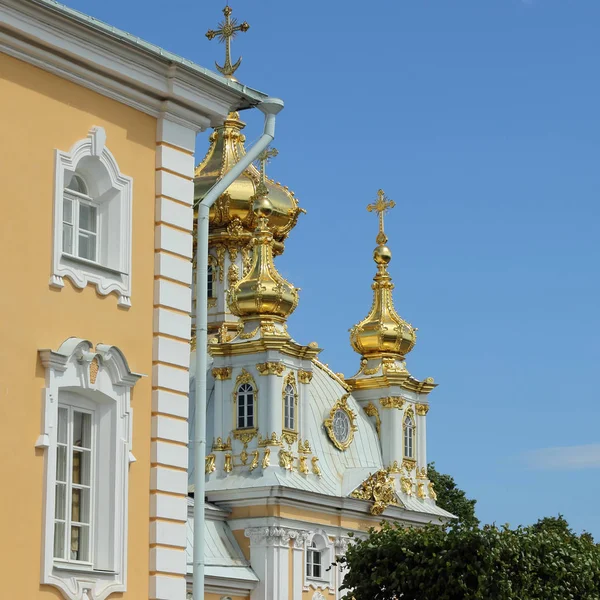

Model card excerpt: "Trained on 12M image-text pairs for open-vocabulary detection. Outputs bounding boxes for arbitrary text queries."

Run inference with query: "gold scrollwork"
[282,431,298,446]
[418,482,427,499]
[401,477,413,495]
[402,458,417,472]
[212,436,232,451]
[278,449,294,471]
[89,356,99,384]
[417,467,428,479]
[350,470,399,516]
[297,439,312,454]
[416,403,430,416]
[363,402,381,436]
[379,396,405,409]
[311,456,322,477]
[256,361,285,376]
[224,454,233,473]
[228,263,239,287]
[297,370,313,384]
[388,461,402,474]
[238,324,260,340]
[233,429,257,446]
[324,394,358,452]
[262,448,271,469]
[212,367,232,380]
[249,450,259,471]
[215,244,226,282]
[205,454,216,474]
[208,297,217,308]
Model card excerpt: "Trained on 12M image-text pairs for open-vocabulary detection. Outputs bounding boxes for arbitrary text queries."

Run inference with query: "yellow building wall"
[0,52,156,598]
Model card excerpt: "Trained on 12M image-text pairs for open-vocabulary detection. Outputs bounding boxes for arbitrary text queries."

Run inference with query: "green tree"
[340,520,600,600]
[427,462,479,528]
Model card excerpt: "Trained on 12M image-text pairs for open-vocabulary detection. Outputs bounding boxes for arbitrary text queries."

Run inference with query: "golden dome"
[350,190,417,359]
[227,197,299,321]
[194,112,303,247]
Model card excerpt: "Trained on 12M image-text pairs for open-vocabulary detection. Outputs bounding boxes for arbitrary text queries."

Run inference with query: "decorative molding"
[311,457,322,477]
[37,338,142,600]
[212,367,232,380]
[224,453,233,473]
[256,361,285,376]
[261,448,271,469]
[278,449,294,471]
[416,402,430,416]
[402,458,417,472]
[212,436,232,451]
[379,396,405,409]
[324,394,358,452]
[258,432,282,447]
[363,401,381,436]
[205,454,216,474]
[50,127,133,307]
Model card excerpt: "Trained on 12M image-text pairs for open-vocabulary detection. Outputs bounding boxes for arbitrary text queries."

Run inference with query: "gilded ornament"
[89,356,99,384]
[308,341,319,348]
[228,246,239,262]
[298,439,312,454]
[207,297,217,308]
[256,362,285,376]
[228,263,239,287]
[249,450,259,471]
[298,370,313,384]
[262,448,271,469]
[299,455,309,475]
[240,448,248,465]
[226,216,244,237]
[241,245,252,276]
[224,454,233,473]
[350,470,399,516]
[417,482,427,499]
[238,324,260,340]
[363,402,381,437]
[311,456,322,477]
[282,431,298,446]
[212,367,232,380]
[218,322,231,343]
[379,396,405,409]
[215,245,226,282]
[233,429,257,446]
[313,360,351,392]
[205,5,250,78]
[416,403,430,416]
[428,481,437,500]
[205,454,216,474]
[324,394,358,452]
[260,322,277,336]
[212,436,232,451]
[417,467,428,480]
[402,458,417,472]
[388,461,402,474]
[278,449,293,471]
[400,477,413,496]
[258,432,282,447]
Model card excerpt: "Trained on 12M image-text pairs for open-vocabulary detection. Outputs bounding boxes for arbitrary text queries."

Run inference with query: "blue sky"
[63,0,600,536]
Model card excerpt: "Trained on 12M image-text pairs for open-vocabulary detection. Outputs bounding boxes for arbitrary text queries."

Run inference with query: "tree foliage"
[340,519,600,600]
[427,462,479,528]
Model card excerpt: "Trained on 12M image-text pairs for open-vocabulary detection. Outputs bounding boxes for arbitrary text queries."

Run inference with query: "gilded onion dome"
[228,195,299,321]
[194,112,303,249]
[350,190,417,359]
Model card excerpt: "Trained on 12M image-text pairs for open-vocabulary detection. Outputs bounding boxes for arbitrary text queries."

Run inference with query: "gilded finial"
[206,5,250,79]
[367,189,396,245]
[255,147,278,197]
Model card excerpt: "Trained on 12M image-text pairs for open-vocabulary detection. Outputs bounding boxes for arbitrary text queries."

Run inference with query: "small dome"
[227,199,299,320]
[194,113,303,247]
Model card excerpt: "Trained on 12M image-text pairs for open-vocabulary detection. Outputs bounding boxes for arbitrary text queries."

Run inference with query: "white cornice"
[0,0,270,130]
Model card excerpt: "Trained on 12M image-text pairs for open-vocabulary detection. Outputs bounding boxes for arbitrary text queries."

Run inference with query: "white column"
[151,114,197,600]
[334,537,351,600]
[290,530,310,600]
[380,407,403,468]
[416,402,429,471]
[245,527,292,600]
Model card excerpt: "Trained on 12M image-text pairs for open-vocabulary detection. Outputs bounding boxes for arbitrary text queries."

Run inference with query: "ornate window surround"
[282,371,298,435]
[232,368,258,434]
[303,530,334,592]
[403,407,416,461]
[50,126,133,307]
[37,338,141,600]
[324,394,357,452]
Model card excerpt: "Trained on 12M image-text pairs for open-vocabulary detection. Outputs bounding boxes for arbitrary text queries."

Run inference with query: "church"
[0,1,452,599]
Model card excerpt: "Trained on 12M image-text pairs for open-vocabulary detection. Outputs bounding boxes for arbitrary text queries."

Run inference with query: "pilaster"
[151,114,198,600]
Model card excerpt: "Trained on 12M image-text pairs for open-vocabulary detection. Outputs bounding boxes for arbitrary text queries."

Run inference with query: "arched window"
[237,383,255,429]
[306,541,322,579]
[283,383,295,431]
[404,414,415,459]
[207,264,214,298]
[63,173,98,262]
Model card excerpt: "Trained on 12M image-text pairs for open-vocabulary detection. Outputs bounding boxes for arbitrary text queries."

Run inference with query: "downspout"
[192,97,284,600]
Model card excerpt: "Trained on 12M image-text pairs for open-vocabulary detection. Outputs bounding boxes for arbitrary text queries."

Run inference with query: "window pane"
[63,198,73,224]
[73,412,92,449]
[79,204,97,233]
[56,445,67,482]
[78,232,97,261]
[57,407,68,444]
[72,449,91,486]
[70,525,90,562]
[71,487,90,524]
[55,483,67,519]
[62,225,73,254]
[67,174,88,195]
[54,521,65,559]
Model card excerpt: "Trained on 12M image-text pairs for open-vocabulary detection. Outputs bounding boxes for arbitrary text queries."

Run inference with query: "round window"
[332,409,350,444]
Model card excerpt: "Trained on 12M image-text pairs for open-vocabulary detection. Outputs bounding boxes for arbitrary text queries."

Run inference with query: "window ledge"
[62,253,127,276]
[53,561,117,576]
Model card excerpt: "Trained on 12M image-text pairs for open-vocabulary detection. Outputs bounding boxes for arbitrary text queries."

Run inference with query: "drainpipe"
[192,97,284,600]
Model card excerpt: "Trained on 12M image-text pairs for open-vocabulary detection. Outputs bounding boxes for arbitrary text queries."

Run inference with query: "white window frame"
[50,126,133,307]
[283,383,296,431]
[236,383,255,429]
[304,531,334,592]
[404,414,415,459]
[37,338,142,600]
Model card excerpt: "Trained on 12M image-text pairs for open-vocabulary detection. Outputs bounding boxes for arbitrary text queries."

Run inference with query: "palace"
[0,1,452,599]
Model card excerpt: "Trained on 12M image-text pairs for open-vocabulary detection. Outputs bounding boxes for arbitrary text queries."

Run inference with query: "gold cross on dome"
[255,147,278,194]
[206,5,250,79]
[367,189,396,245]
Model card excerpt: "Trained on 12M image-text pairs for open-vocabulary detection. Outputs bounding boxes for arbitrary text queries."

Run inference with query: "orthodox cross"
[205,5,250,79]
[255,147,278,194]
[367,189,396,244]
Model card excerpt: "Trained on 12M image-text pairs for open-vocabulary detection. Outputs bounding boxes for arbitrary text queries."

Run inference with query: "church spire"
[349,190,417,360]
